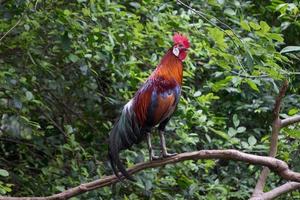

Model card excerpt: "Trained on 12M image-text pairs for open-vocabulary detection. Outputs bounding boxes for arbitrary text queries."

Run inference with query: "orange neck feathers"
[152,48,183,85]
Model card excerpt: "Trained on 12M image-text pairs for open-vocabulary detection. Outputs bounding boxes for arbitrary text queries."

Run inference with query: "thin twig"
[176,0,271,80]
[40,109,68,139]
[176,0,253,73]
[0,137,37,148]
[47,91,98,132]
[0,17,23,43]
[230,71,269,79]
[176,0,241,46]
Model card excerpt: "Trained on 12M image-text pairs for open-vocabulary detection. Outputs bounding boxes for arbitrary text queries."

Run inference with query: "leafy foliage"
[0,0,299,199]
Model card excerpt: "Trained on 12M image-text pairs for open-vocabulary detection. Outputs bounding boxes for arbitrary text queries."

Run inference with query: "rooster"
[108,33,190,180]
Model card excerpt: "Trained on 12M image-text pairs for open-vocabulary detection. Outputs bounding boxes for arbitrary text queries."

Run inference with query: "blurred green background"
[0,0,300,199]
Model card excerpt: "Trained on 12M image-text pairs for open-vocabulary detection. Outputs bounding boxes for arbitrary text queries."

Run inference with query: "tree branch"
[281,115,300,128]
[1,149,300,200]
[252,80,288,197]
[272,80,288,120]
[251,182,300,200]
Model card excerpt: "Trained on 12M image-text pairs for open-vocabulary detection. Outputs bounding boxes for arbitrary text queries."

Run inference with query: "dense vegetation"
[0,0,299,199]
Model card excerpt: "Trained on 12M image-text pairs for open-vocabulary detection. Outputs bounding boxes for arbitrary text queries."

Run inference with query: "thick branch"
[252,81,288,197]
[269,80,288,158]
[1,149,300,200]
[251,182,300,200]
[281,115,300,128]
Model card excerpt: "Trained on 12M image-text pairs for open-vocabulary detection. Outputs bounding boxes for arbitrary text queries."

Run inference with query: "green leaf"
[241,141,250,149]
[177,175,194,189]
[64,125,74,134]
[288,108,299,116]
[224,8,235,16]
[240,20,250,31]
[249,21,260,30]
[25,91,34,101]
[68,54,79,62]
[63,9,71,16]
[280,46,300,54]
[231,137,240,144]
[276,3,288,13]
[129,2,141,9]
[212,76,233,92]
[209,127,230,141]
[24,24,30,31]
[82,8,90,16]
[237,126,246,133]
[260,21,270,33]
[248,136,257,146]
[285,129,300,138]
[228,127,237,137]
[55,186,65,192]
[84,54,92,58]
[0,169,9,177]
[268,33,284,42]
[233,114,240,127]
[246,79,260,92]
[271,80,279,94]
[193,91,202,97]
[208,27,227,50]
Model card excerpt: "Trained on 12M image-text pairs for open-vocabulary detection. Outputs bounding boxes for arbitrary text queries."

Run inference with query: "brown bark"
[2,149,300,200]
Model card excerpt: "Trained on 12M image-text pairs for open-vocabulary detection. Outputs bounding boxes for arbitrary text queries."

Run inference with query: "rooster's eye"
[178,44,183,48]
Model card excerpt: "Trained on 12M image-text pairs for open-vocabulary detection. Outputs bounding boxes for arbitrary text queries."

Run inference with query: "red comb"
[173,33,190,48]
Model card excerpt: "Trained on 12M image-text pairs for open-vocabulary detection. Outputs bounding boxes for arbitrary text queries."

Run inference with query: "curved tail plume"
[108,100,142,181]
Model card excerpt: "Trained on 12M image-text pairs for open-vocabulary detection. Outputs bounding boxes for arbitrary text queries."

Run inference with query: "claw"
[150,154,160,161]
[147,131,177,161]
[162,152,177,158]
[147,132,159,161]
[159,130,177,158]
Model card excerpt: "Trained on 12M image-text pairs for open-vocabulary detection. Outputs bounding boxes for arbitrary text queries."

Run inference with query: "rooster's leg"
[146,132,159,161]
[159,130,177,158]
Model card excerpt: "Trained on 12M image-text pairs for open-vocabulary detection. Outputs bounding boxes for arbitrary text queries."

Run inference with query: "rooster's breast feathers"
[133,76,181,127]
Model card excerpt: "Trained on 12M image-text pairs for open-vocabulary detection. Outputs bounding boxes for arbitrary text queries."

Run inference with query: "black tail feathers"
[108,101,142,181]
[108,144,135,182]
